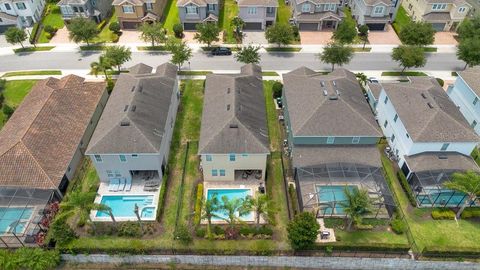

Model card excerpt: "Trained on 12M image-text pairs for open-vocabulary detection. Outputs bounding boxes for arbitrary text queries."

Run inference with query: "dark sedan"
[210,47,232,56]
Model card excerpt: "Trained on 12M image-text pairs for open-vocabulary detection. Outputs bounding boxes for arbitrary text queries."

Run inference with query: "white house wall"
[447,77,480,135]
[200,153,268,181]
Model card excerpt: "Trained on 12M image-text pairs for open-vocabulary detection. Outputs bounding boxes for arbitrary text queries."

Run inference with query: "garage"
[183,23,197,31]
[366,23,386,31]
[0,25,13,33]
[121,21,139,30]
[432,23,446,31]
[298,23,319,31]
[243,22,262,30]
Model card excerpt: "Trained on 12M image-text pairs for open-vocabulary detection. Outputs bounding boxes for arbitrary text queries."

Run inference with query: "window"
[458,6,466,12]
[326,137,335,144]
[391,134,395,142]
[5,3,11,10]
[0,18,2,22]
[384,96,388,104]
[474,97,478,105]
[220,169,226,176]
[441,143,449,151]
[78,6,84,12]
[115,170,121,177]
[61,6,73,15]
[324,3,336,11]
[352,137,360,144]
[229,154,236,161]
[384,120,388,128]
[242,153,248,157]
[145,2,153,10]
[373,6,384,14]
[119,155,127,162]
[393,114,398,122]
[406,133,410,138]
[207,4,215,11]
[432,3,447,10]
[247,7,257,14]
[16,2,26,10]
[301,3,310,12]
[132,154,138,158]
[107,170,114,177]
[122,5,134,13]
[266,6,275,13]
[73,6,78,12]
[212,169,218,176]
[472,120,477,128]
[206,155,212,161]
[186,5,198,14]
[94,154,102,162]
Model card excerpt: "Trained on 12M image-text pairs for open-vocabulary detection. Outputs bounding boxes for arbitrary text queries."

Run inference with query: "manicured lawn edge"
[79,45,108,51]
[353,47,372,52]
[422,47,437,52]
[13,46,55,53]
[451,71,458,77]
[265,47,301,52]
[381,71,428,76]
[392,6,411,35]
[137,46,169,51]
[262,71,279,76]
[177,71,213,75]
[2,70,62,77]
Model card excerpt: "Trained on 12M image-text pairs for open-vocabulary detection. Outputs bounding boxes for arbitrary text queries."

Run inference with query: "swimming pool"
[0,207,33,235]
[95,195,156,219]
[206,189,253,221]
[316,185,358,215]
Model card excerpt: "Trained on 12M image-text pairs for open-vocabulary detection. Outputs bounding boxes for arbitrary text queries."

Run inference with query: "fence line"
[173,141,190,234]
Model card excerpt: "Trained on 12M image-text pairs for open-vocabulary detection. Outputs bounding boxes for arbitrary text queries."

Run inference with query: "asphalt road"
[0,51,465,72]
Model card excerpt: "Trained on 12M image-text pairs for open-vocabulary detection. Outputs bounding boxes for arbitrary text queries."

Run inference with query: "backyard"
[0,80,37,129]
[392,6,411,35]
[92,12,119,43]
[276,0,291,25]
[218,0,239,44]
[162,0,180,33]
[38,4,65,43]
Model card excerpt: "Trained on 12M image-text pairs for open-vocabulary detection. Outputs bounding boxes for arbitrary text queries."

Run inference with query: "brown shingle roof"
[0,75,106,190]
[458,67,480,98]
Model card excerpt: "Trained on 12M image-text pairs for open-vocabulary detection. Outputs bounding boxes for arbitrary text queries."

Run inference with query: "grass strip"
[381,71,427,76]
[265,47,301,52]
[2,70,61,77]
[14,46,55,53]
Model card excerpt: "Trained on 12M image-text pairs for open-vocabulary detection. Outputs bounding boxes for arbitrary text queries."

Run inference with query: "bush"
[355,223,373,230]
[0,248,60,270]
[461,207,480,219]
[213,225,225,235]
[287,212,320,250]
[239,226,253,236]
[436,78,444,87]
[431,208,456,220]
[44,25,57,35]
[195,227,206,238]
[174,224,193,245]
[257,225,273,236]
[118,221,143,237]
[193,183,203,225]
[106,79,115,94]
[314,242,411,252]
[49,219,77,246]
[390,218,406,234]
[3,104,14,119]
[173,23,184,38]
[30,23,40,44]
[109,22,121,34]
[272,81,283,99]
[397,171,417,207]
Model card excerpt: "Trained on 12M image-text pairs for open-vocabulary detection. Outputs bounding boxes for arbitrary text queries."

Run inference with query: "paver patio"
[118,30,141,43]
[300,31,333,45]
[367,24,401,45]
[49,26,70,43]
[243,31,268,45]
[434,32,458,45]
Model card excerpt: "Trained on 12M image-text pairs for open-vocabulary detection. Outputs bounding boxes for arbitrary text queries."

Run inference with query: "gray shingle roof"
[381,77,478,142]
[238,0,278,6]
[177,0,217,6]
[367,82,382,99]
[283,67,382,137]
[86,63,178,154]
[199,64,269,154]
[293,145,381,168]
[423,12,451,21]
[405,152,479,173]
[458,67,480,98]
[363,0,391,5]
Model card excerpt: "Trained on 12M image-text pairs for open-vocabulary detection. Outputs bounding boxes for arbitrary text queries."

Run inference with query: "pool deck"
[90,179,160,222]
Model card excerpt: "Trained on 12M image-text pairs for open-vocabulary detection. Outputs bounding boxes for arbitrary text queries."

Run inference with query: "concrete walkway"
[62,254,480,270]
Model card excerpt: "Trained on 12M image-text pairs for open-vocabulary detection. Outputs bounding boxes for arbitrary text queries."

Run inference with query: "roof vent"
[131,105,136,112]
[138,85,143,92]
[336,89,341,96]
[131,86,135,92]
[438,155,448,160]
[320,81,325,87]
[229,124,238,128]
[332,80,336,86]
[427,102,434,109]
[120,121,130,126]
[227,88,230,94]
[421,93,427,99]
[227,104,230,111]
[323,90,328,96]
[124,105,129,112]
[329,95,339,100]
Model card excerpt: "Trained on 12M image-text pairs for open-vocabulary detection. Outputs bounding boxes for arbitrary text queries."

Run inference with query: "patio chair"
[109,179,120,192]
[143,186,158,192]
[119,178,126,191]
[125,178,132,191]
[145,180,160,187]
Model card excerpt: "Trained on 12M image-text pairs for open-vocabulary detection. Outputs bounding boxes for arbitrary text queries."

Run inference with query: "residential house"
[447,67,480,136]
[177,0,218,31]
[237,0,278,30]
[57,0,112,23]
[0,0,46,28]
[113,0,166,29]
[366,77,480,207]
[86,63,179,221]
[349,0,401,30]
[199,64,269,183]
[283,67,395,217]
[402,0,471,31]
[292,0,343,31]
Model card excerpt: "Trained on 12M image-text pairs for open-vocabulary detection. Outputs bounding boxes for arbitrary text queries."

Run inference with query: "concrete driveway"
[242,31,267,45]
[367,24,401,45]
[300,31,333,45]
[0,34,8,48]
[434,31,458,45]
[49,26,70,43]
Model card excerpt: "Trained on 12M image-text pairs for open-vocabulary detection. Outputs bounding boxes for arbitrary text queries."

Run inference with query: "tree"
[235,45,261,64]
[90,55,113,79]
[232,16,245,39]
[67,17,98,46]
[358,24,369,49]
[318,42,354,71]
[5,27,27,48]
[104,45,132,72]
[332,19,357,44]
[244,194,276,228]
[219,196,250,228]
[457,15,480,40]
[109,22,121,34]
[201,194,220,239]
[399,21,435,46]
[355,72,368,86]
[173,23,184,38]
[194,22,220,48]
[457,38,480,69]
[444,171,480,219]
[391,45,426,73]
[339,187,373,230]
[167,38,192,69]
[139,22,167,47]
[287,212,319,250]
[265,23,294,47]
[15,248,60,270]
[60,191,107,234]
[96,204,116,225]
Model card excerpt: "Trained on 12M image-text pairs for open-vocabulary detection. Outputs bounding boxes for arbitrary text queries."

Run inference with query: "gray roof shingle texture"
[381,77,478,142]
[238,0,278,6]
[293,145,381,168]
[199,64,269,154]
[283,67,382,137]
[458,67,480,98]
[405,152,479,173]
[86,63,178,154]
[177,0,217,6]
[0,75,106,190]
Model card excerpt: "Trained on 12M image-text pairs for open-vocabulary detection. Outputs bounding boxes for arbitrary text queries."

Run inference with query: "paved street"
[0,51,465,72]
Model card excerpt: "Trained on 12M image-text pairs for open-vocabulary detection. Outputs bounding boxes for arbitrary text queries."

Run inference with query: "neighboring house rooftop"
[405,152,479,173]
[363,0,391,5]
[367,82,383,99]
[293,145,381,168]
[0,76,106,190]
[112,0,144,6]
[199,64,269,154]
[238,0,278,6]
[423,12,451,21]
[57,0,87,5]
[176,0,217,6]
[86,63,178,154]
[458,66,480,98]
[295,0,339,4]
[381,77,478,142]
[283,67,382,137]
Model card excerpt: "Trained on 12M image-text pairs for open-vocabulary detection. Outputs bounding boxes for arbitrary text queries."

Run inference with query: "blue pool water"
[207,189,253,221]
[96,195,155,218]
[417,190,470,207]
[0,207,33,235]
[316,185,358,215]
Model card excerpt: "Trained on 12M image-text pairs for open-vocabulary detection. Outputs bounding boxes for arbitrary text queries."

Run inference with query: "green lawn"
[219,0,238,44]
[262,71,279,76]
[265,47,301,52]
[392,6,411,35]
[381,71,428,76]
[276,0,291,25]
[2,70,61,77]
[162,0,180,33]
[13,46,55,53]
[0,80,37,129]
[92,11,119,43]
[38,4,65,43]
[137,46,168,51]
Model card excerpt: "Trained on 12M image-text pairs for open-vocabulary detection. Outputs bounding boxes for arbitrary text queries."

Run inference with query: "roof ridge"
[130,119,160,152]
[340,93,382,135]
[199,117,234,153]
[16,141,57,189]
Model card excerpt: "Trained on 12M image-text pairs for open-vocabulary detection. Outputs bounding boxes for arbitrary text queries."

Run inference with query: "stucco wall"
[200,154,268,181]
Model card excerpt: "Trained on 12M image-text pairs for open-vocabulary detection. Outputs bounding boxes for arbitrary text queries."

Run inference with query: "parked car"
[368,77,379,83]
[211,47,232,56]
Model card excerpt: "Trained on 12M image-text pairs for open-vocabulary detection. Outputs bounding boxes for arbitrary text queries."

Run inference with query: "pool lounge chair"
[143,186,158,192]
[125,178,132,191]
[119,178,126,191]
[145,180,160,187]
[108,179,120,192]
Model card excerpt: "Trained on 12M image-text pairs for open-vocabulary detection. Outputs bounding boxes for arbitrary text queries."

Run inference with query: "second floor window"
[206,155,212,161]
[432,3,447,10]
[393,114,398,122]
[5,3,11,10]
[301,3,310,12]
[384,120,388,128]
[324,3,335,11]
[107,170,114,177]
[458,6,466,12]
[473,97,478,105]
[373,6,384,14]
[229,154,236,161]
[248,7,257,14]
[119,155,127,162]
[212,169,218,176]
[440,143,449,151]
[122,5,134,13]
[145,2,153,11]
[384,96,389,104]
[208,4,215,11]
[391,134,395,142]
[327,137,335,144]
[352,137,360,144]
[94,154,102,162]
[16,2,26,10]
[186,5,198,14]
[266,6,275,13]
[471,120,477,128]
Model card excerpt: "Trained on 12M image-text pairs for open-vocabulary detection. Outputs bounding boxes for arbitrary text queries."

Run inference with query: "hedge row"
[156,173,169,222]
[397,171,417,207]
[431,208,455,220]
[422,246,480,257]
[193,183,203,225]
[461,207,480,219]
[312,242,411,253]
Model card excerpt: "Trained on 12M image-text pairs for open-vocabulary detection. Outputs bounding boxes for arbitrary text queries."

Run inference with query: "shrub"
[356,223,373,230]
[30,23,40,44]
[239,226,253,236]
[16,248,60,270]
[118,221,142,237]
[49,219,77,246]
[106,79,115,93]
[193,183,203,225]
[325,245,333,256]
[111,33,120,43]
[173,23,184,38]
[174,224,193,245]
[257,225,273,236]
[436,78,444,87]
[272,81,283,99]
[213,225,225,235]
[287,212,320,250]
[390,218,406,234]
[195,227,206,238]
[461,207,480,219]
[431,208,456,220]
[44,25,57,35]
[397,171,417,206]
[2,104,14,119]
[109,22,121,34]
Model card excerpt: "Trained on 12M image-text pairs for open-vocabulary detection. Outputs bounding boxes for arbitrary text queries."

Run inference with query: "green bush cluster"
[109,22,121,34]
[431,208,456,220]
[314,242,410,252]
[390,218,406,234]
[0,248,60,270]
[355,224,373,230]
[239,226,273,237]
[30,23,40,44]
[397,171,417,206]
[118,221,143,237]
[461,207,480,219]
[173,23,184,38]
[272,81,283,99]
[174,224,193,245]
[49,219,77,246]
[193,183,203,225]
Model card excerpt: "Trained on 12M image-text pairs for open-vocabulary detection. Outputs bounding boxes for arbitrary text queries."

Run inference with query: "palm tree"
[444,170,480,218]
[339,187,373,231]
[90,55,112,79]
[201,194,220,238]
[231,16,245,40]
[244,194,275,228]
[220,196,250,228]
[355,72,368,87]
[60,191,106,234]
[95,204,116,226]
